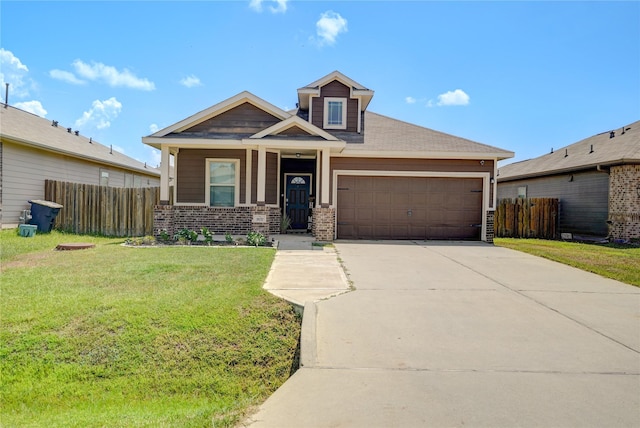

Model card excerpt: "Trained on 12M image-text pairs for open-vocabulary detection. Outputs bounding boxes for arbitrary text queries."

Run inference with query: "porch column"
[315,150,321,208]
[257,146,266,205]
[321,148,331,207]
[245,149,252,205]
[160,145,170,204]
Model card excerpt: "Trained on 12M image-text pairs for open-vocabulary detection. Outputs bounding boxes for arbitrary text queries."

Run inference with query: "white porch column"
[321,148,331,207]
[160,145,170,204]
[245,149,252,205]
[257,146,266,205]
[315,150,321,208]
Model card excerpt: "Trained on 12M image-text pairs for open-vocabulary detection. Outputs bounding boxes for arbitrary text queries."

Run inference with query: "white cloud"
[405,96,417,104]
[15,100,47,117]
[75,97,123,130]
[179,75,202,88]
[316,11,348,46]
[0,48,32,99]
[149,123,159,134]
[436,89,470,106]
[249,0,287,13]
[72,60,155,91]
[148,147,161,167]
[49,69,85,85]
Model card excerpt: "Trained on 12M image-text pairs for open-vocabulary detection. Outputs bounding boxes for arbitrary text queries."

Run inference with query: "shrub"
[246,231,266,247]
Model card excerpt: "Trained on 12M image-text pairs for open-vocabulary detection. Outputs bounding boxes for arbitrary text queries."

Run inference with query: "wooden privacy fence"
[45,180,160,237]
[495,198,559,239]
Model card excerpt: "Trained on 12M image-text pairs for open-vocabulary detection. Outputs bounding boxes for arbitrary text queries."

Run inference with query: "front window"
[324,97,347,129]
[207,160,238,207]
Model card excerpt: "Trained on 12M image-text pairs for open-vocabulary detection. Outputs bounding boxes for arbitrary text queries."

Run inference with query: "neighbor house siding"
[178,102,281,135]
[311,81,359,132]
[2,141,159,228]
[497,170,609,236]
[329,157,494,204]
[176,149,247,204]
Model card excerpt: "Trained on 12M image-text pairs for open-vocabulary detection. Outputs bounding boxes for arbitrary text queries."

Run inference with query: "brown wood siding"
[249,151,278,204]
[266,152,278,205]
[278,125,312,136]
[329,157,494,203]
[176,149,246,204]
[337,176,483,240]
[497,170,609,236]
[181,103,281,135]
[311,81,358,132]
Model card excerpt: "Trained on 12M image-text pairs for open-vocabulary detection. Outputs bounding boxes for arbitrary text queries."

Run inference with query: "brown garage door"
[336,176,483,240]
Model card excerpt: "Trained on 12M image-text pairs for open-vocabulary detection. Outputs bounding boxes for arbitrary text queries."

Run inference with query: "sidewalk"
[263,233,351,309]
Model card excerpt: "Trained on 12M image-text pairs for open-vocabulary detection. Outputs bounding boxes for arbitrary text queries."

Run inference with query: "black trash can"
[28,200,63,232]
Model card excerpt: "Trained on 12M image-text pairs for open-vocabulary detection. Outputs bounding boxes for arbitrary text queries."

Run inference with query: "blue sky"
[1,1,638,167]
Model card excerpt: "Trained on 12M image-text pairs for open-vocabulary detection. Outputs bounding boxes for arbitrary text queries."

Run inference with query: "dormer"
[297,71,374,134]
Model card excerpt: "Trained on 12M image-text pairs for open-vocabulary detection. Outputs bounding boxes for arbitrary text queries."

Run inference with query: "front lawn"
[1,230,301,427]
[494,238,640,287]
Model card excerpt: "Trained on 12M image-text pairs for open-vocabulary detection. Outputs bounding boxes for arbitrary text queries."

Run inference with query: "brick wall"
[312,207,335,241]
[485,210,495,243]
[153,205,280,239]
[608,165,640,241]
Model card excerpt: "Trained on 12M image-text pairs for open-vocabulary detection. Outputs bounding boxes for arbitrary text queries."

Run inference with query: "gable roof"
[250,115,339,141]
[338,111,514,160]
[297,70,374,111]
[1,105,159,176]
[149,91,291,137]
[498,120,640,181]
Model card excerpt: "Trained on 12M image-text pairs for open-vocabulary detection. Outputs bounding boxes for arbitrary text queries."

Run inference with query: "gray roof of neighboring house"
[497,120,640,181]
[352,111,513,158]
[1,105,159,176]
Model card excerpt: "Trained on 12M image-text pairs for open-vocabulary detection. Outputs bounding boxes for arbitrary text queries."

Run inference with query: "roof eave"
[4,134,159,176]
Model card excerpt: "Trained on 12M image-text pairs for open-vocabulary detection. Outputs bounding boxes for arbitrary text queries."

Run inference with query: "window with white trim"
[324,97,347,130]
[206,159,239,207]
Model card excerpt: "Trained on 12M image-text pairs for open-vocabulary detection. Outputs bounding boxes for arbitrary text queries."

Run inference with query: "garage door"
[336,176,483,240]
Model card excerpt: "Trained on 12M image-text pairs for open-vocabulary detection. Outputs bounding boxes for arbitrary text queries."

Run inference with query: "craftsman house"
[0,105,160,229]
[143,71,513,242]
[497,121,640,240]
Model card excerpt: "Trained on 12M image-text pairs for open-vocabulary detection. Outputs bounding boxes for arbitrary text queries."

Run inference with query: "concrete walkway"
[263,234,351,308]
[250,240,640,427]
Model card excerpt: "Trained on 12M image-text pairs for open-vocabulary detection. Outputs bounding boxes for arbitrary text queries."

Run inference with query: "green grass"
[1,230,301,427]
[494,238,640,287]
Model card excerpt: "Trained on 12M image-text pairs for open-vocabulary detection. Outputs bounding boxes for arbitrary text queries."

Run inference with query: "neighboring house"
[0,105,160,229]
[497,121,640,240]
[143,71,513,242]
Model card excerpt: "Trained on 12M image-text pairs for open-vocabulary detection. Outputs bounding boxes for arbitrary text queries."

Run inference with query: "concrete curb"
[299,301,317,368]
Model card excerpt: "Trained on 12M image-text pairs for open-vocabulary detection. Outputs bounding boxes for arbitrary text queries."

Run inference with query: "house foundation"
[153,205,281,239]
[608,165,640,241]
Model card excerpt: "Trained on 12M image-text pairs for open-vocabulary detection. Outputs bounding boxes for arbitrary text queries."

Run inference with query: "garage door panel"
[337,176,483,240]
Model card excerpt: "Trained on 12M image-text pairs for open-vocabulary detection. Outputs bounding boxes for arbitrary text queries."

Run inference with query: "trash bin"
[28,200,63,232]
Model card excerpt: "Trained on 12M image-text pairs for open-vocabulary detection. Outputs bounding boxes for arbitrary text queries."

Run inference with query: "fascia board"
[149,91,292,137]
[336,150,514,160]
[249,116,339,140]
[241,138,346,151]
[143,137,243,149]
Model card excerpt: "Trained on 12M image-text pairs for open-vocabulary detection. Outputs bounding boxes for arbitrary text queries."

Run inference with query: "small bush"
[246,231,266,247]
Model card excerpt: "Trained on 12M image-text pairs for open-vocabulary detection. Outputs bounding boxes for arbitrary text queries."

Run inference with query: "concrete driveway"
[248,240,640,427]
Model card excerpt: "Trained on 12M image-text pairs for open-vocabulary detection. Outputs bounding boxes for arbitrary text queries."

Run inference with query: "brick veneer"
[608,165,640,241]
[312,207,335,241]
[154,205,280,238]
[485,210,495,243]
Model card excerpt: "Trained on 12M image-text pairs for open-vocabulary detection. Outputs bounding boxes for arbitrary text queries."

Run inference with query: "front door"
[286,175,311,230]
